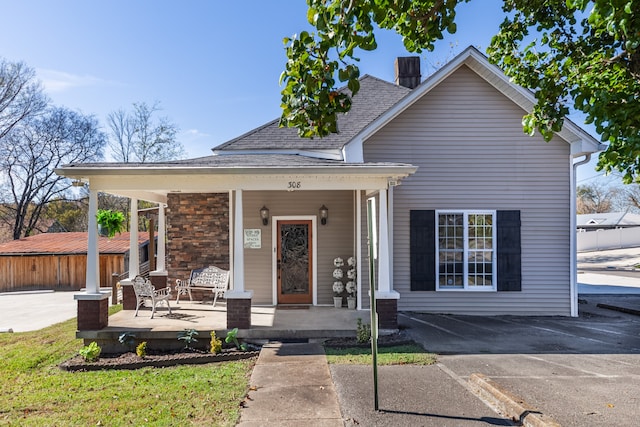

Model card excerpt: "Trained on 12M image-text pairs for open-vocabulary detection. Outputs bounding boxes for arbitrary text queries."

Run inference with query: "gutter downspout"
[570,154,591,317]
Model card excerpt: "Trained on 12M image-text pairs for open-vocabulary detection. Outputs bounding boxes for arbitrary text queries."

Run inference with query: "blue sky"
[1,0,602,180]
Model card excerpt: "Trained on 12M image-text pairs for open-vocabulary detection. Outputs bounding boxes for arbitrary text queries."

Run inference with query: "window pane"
[438,212,493,290]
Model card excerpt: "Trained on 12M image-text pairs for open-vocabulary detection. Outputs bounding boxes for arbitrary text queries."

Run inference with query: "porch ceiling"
[56,154,417,202]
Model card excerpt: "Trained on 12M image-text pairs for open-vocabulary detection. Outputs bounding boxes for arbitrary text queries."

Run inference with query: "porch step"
[78,304,365,352]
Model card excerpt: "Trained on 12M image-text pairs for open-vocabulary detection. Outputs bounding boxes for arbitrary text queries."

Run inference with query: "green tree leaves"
[282,0,640,182]
[489,0,640,182]
[279,0,467,138]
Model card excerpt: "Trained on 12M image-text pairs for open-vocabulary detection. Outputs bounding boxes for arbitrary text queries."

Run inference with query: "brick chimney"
[394,56,421,89]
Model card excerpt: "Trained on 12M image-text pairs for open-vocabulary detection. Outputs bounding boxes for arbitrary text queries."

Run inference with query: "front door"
[277,220,313,304]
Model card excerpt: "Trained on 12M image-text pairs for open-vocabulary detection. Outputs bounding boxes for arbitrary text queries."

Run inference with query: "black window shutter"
[497,210,521,291]
[410,210,436,291]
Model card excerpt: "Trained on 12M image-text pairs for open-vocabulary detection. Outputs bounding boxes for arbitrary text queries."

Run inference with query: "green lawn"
[324,344,437,365]
[0,305,254,426]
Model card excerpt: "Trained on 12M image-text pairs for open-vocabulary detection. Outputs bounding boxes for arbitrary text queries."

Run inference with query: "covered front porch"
[79,301,368,352]
[56,155,415,336]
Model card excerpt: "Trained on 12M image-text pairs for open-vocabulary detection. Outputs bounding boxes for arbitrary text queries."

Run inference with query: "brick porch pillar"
[120,280,137,310]
[226,297,252,329]
[376,298,398,330]
[150,271,169,290]
[76,293,110,330]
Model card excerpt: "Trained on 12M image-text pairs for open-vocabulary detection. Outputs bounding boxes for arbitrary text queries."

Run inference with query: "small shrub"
[178,329,199,349]
[225,328,248,351]
[356,318,371,344]
[79,342,101,362]
[136,341,147,358]
[210,331,223,354]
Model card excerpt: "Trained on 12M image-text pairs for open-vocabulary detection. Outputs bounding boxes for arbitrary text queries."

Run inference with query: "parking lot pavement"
[401,295,640,427]
[0,290,77,332]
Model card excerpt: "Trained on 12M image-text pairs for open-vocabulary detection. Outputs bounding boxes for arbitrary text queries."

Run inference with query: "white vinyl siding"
[363,64,572,315]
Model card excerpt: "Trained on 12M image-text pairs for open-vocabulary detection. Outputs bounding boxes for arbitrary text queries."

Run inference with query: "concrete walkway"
[0,290,77,332]
[237,342,343,426]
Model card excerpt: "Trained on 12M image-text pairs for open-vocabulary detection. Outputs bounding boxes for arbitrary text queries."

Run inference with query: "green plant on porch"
[96,209,125,238]
[225,328,247,351]
[78,341,101,362]
[177,329,199,349]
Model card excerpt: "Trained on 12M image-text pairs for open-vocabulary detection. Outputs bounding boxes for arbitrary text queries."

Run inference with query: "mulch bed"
[322,330,415,349]
[59,348,260,372]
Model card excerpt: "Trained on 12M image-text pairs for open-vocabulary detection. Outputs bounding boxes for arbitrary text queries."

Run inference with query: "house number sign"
[244,229,261,249]
[287,181,301,189]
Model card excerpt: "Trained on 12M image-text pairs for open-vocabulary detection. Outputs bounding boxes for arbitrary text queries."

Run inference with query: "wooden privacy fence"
[0,253,124,293]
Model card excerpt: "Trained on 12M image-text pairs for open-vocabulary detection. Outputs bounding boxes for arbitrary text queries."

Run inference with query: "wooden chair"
[132,275,172,319]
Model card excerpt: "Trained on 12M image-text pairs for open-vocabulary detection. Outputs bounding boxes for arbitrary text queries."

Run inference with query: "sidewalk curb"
[596,303,640,316]
[469,373,561,427]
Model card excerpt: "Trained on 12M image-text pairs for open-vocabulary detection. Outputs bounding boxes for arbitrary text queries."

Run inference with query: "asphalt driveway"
[400,294,640,427]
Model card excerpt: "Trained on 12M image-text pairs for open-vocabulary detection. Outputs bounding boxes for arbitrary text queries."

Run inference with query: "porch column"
[376,188,399,330]
[128,197,139,278]
[227,189,252,329]
[355,190,363,310]
[86,188,100,293]
[156,203,166,272]
[120,197,139,310]
[150,203,169,290]
[75,186,110,330]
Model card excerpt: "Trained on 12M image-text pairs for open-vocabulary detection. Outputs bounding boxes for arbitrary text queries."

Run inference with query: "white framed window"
[436,210,496,291]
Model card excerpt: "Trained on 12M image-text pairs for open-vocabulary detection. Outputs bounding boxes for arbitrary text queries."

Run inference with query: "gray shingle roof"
[214,75,411,151]
[63,153,411,169]
[577,212,640,228]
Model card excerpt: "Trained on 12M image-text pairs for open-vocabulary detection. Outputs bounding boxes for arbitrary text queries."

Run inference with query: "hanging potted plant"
[96,209,125,238]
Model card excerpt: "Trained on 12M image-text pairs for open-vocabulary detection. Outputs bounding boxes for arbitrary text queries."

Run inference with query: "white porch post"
[227,189,251,298]
[85,188,100,293]
[128,198,139,278]
[149,202,168,288]
[74,185,110,331]
[156,203,166,272]
[377,188,398,298]
[227,189,252,329]
[356,190,363,310]
[232,189,245,293]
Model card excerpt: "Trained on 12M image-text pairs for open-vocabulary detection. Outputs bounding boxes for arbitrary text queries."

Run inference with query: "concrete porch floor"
[78,301,369,351]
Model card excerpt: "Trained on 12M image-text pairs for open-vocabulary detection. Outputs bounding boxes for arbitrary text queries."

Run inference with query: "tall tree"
[281,1,640,181]
[0,57,47,141]
[107,101,186,163]
[577,182,621,214]
[0,107,106,239]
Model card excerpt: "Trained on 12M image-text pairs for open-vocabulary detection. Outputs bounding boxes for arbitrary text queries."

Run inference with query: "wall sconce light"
[260,205,269,226]
[319,205,329,225]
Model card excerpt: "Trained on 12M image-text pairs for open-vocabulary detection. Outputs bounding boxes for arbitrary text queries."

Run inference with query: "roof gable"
[345,46,603,160]
[214,75,411,153]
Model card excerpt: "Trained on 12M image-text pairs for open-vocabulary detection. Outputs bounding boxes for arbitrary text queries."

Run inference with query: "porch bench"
[175,265,229,306]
